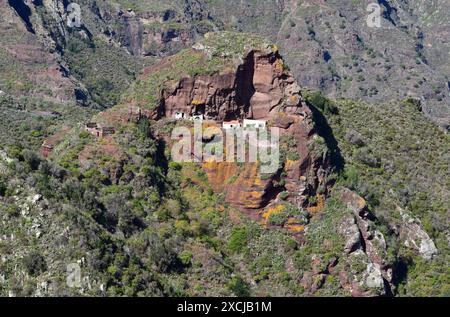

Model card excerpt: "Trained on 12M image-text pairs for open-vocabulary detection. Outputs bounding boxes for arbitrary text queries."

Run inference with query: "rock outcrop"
[397,206,438,260]
[160,48,303,121]
[152,41,331,213]
[338,188,394,296]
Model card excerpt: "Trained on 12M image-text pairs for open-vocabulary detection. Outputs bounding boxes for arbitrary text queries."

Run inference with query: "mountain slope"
[0,32,404,297]
[322,97,449,296]
[0,0,448,298]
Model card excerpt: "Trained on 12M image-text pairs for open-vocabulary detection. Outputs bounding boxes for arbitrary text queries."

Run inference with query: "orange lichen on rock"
[262,204,285,224]
[286,223,305,233]
[191,99,204,106]
[307,194,325,216]
[284,217,305,233]
[289,95,299,104]
[274,58,284,73]
[203,161,272,212]
[340,188,368,214]
[356,196,366,210]
[285,159,299,170]
[202,161,240,191]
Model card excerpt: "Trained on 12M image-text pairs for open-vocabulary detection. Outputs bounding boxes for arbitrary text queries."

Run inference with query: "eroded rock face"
[300,188,394,297]
[161,50,303,121]
[159,49,330,212]
[116,9,195,57]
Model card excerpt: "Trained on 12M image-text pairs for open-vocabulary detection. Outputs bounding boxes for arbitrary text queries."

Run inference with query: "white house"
[190,114,204,122]
[222,120,241,130]
[243,119,266,129]
[174,111,186,120]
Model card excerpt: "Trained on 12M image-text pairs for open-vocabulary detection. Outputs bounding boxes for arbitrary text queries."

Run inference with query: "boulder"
[339,214,362,254]
[398,207,438,260]
[365,263,385,290]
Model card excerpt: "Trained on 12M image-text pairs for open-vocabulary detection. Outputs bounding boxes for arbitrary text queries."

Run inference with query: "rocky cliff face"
[161,48,303,120]
[65,32,331,215]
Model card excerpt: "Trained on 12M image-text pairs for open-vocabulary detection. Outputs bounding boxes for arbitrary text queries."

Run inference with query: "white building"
[243,119,266,129]
[222,120,241,129]
[174,111,186,120]
[190,114,204,122]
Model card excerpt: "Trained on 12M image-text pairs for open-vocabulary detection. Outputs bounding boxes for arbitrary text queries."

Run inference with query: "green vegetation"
[227,276,250,297]
[0,110,348,296]
[64,35,147,107]
[302,90,338,115]
[0,94,95,151]
[280,135,300,161]
[202,31,272,60]
[320,97,450,296]
[127,48,222,109]
[0,0,448,296]
[295,196,346,270]
[267,203,308,227]
[228,227,249,253]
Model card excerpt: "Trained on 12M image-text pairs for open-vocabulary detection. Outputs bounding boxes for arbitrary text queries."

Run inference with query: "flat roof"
[223,120,240,124]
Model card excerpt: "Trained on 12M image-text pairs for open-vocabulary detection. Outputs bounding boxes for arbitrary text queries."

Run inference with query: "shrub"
[169,161,182,171]
[22,150,41,170]
[79,131,91,139]
[303,90,338,115]
[5,204,20,217]
[228,227,249,253]
[227,276,250,297]
[355,148,381,168]
[7,144,23,159]
[279,191,289,200]
[339,165,359,190]
[22,251,47,277]
[268,211,288,226]
[138,118,152,138]
[345,129,365,147]
[179,250,193,266]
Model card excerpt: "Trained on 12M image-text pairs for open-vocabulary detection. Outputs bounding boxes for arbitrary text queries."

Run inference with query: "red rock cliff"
[159,48,331,213]
[161,49,303,121]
